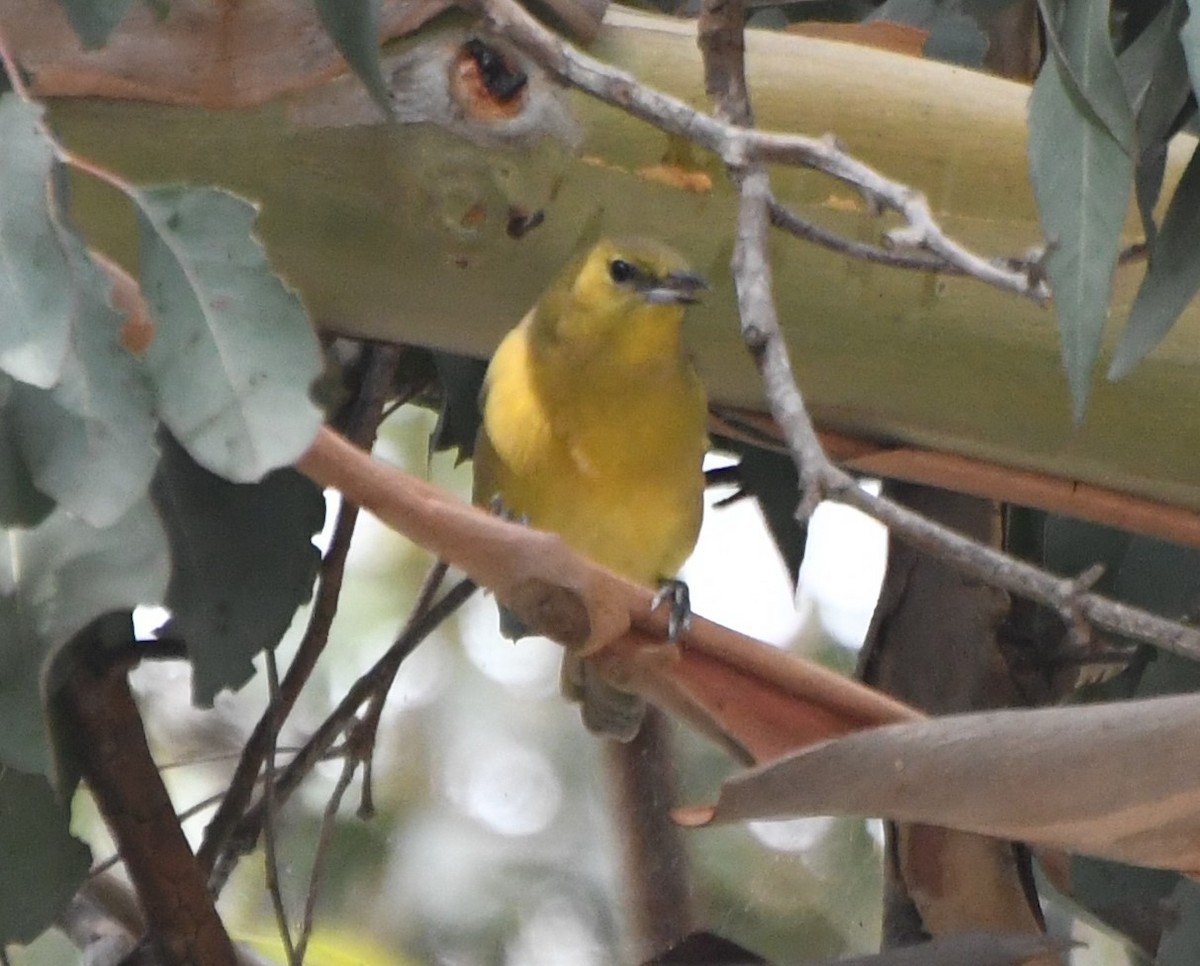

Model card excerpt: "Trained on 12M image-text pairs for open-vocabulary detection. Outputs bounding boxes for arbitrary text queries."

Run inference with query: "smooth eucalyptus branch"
[472,0,1050,302]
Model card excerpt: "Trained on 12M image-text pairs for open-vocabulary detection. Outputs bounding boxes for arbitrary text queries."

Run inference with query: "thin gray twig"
[475,0,1049,301]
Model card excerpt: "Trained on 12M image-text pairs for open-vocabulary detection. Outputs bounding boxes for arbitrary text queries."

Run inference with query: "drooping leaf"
[1036,0,1136,147]
[1062,855,1179,959]
[1109,142,1200,378]
[152,432,325,705]
[9,216,158,527]
[0,498,169,775]
[314,0,394,117]
[1028,0,1134,419]
[53,0,137,49]
[1156,878,1200,966]
[0,376,55,527]
[135,185,323,482]
[429,351,487,462]
[711,439,807,587]
[696,692,1200,872]
[867,0,989,68]
[0,767,90,945]
[0,95,71,388]
[1120,0,1190,245]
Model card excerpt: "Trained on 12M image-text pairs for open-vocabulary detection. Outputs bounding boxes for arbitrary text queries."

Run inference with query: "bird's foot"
[652,578,691,642]
[488,495,528,526]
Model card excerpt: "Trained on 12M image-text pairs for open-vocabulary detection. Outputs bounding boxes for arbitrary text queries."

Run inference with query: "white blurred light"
[133,605,171,639]
[460,594,560,696]
[682,455,806,646]
[444,738,563,837]
[506,896,605,966]
[798,487,888,649]
[864,818,886,849]
[748,815,838,853]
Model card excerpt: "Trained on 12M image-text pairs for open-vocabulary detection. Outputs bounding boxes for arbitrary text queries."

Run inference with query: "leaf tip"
[671,803,716,828]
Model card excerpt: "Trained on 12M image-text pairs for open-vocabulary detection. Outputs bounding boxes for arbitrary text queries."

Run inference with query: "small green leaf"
[54,0,136,49]
[1121,0,1190,245]
[0,377,55,527]
[8,219,158,527]
[1037,0,1136,150]
[1028,0,1134,419]
[135,185,322,482]
[314,0,394,117]
[153,433,324,705]
[429,352,487,462]
[0,498,169,775]
[0,95,72,388]
[1109,142,1200,378]
[1157,878,1200,966]
[0,767,90,945]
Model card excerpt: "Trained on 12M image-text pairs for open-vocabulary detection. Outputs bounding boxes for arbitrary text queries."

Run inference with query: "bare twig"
[209,577,477,893]
[200,345,401,880]
[261,650,299,965]
[357,558,449,819]
[294,749,358,964]
[473,0,1049,301]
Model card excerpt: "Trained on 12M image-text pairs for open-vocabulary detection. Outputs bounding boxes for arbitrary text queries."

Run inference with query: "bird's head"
[535,238,707,363]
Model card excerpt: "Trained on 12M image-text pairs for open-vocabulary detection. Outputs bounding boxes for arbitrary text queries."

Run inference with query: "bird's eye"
[609,258,636,284]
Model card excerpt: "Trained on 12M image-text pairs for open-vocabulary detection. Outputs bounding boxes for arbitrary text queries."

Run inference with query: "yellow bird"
[473,238,710,740]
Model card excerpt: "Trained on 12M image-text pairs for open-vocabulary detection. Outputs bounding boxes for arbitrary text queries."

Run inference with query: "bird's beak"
[643,270,709,305]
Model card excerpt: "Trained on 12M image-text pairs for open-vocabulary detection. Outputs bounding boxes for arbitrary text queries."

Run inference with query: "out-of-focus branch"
[473,0,1049,302]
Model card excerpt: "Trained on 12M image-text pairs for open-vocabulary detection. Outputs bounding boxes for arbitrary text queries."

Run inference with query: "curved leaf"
[53,0,137,49]
[152,433,324,705]
[10,220,158,527]
[314,0,394,117]
[0,95,71,388]
[1028,0,1134,419]
[0,498,169,774]
[1109,142,1200,378]
[136,185,322,482]
[701,693,1200,872]
[0,377,55,527]
[0,767,90,945]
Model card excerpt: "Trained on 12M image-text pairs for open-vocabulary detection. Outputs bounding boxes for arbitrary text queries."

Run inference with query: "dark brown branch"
[58,654,238,966]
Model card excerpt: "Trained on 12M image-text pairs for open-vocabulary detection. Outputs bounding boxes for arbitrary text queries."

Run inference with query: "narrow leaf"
[1109,142,1200,378]
[1028,0,1134,418]
[700,693,1200,872]
[0,95,71,388]
[136,185,322,482]
[1121,0,1189,245]
[0,498,169,775]
[53,0,136,49]
[153,432,324,705]
[1036,0,1135,149]
[314,0,394,117]
[0,767,90,945]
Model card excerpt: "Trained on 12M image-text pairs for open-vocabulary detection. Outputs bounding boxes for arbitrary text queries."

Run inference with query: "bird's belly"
[499,457,702,586]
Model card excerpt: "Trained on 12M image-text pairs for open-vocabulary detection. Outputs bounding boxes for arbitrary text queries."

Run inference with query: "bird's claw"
[652,579,691,642]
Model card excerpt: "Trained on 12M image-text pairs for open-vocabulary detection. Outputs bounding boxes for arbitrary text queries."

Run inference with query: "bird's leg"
[487,496,531,640]
[652,579,691,642]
